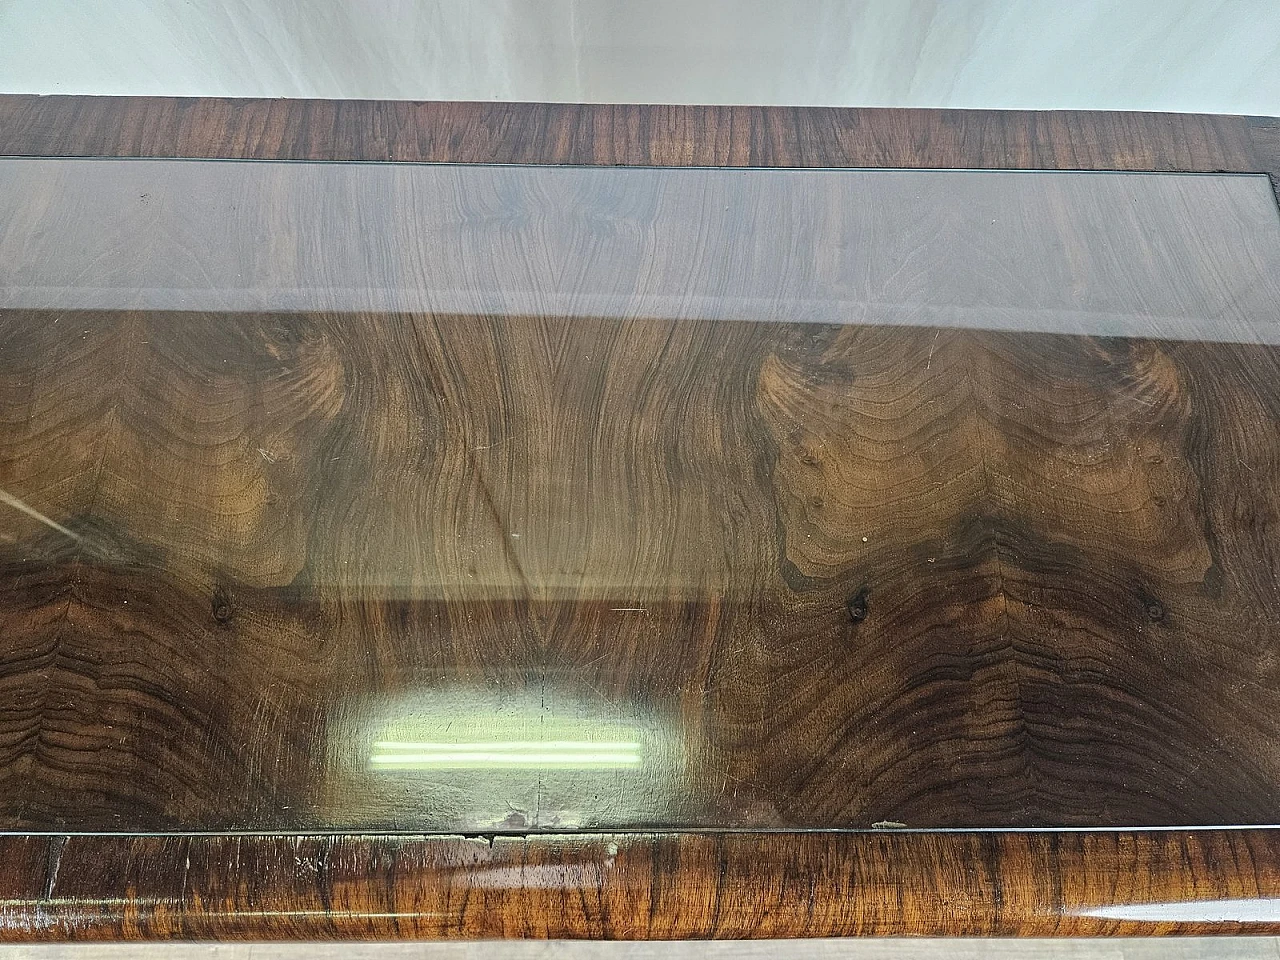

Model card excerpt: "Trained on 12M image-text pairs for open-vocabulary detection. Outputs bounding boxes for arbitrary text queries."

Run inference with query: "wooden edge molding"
[1247,115,1280,193]
[0,831,1279,940]
[0,95,1274,174]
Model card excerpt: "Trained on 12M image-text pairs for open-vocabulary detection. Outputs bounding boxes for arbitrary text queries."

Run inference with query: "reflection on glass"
[2,160,1279,343]
[4,156,1280,836]
[325,684,690,831]
[368,741,643,770]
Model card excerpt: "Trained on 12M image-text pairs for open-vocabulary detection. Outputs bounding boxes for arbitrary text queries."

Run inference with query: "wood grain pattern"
[0,96,1266,172]
[3,164,1280,832]
[5,161,1279,341]
[3,831,1280,939]
[2,96,1280,939]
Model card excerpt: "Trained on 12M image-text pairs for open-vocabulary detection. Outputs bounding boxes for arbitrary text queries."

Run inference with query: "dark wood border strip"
[0,96,1273,173]
[0,831,1278,940]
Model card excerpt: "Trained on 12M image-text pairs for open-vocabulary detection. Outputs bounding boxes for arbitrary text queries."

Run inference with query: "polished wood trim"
[0,96,1270,173]
[1247,116,1280,190]
[1,831,1278,939]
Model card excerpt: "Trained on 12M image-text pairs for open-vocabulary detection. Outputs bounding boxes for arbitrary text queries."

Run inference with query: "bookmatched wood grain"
[4,163,1280,835]
[7,312,1280,835]
[1,96,1280,939]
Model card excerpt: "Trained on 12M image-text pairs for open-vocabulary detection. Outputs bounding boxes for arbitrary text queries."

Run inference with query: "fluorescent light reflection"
[369,739,642,770]
[327,685,688,829]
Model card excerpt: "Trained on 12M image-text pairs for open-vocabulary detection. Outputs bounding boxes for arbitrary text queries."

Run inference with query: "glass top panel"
[1,159,1280,833]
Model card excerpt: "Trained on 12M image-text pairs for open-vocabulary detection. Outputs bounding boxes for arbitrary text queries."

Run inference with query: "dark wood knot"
[212,586,234,625]
[847,589,869,624]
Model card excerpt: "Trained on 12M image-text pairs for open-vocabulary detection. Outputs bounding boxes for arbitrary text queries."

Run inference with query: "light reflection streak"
[368,739,642,770]
[1079,898,1280,923]
[0,488,80,541]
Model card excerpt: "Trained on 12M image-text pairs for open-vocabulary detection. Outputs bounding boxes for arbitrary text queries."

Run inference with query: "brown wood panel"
[2,97,1280,939]
[1,831,1279,939]
[8,310,1280,833]
[3,164,1280,833]
[11,314,1280,833]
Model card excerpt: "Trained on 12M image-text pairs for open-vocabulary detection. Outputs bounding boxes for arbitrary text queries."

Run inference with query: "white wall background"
[0,0,1277,114]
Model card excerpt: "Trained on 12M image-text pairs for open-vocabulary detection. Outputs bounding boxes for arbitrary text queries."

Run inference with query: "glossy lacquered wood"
[3,161,1278,341]
[0,96,1271,173]
[4,162,1280,833]
[2,96,1280,940]
[2,831,1280,939]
